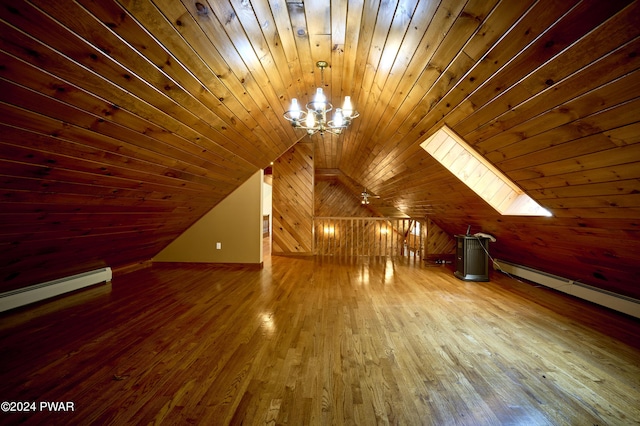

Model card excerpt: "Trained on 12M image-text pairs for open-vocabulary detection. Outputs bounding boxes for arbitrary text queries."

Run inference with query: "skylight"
[420,126,552,217]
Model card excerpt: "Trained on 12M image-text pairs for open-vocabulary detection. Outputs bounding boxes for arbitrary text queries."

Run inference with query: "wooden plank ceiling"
[1,0,639,298]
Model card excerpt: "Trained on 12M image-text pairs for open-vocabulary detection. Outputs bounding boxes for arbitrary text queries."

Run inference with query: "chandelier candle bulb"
[313,88,326,111]
[289,98,300,120]
[334,108,344,127]
[342,96,353,118]
[306,111,315,128]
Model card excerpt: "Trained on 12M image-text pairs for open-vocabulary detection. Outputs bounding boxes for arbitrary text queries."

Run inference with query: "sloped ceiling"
[1,0,639,298]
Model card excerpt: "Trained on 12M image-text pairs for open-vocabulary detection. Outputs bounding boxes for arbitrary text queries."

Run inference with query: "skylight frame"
[420,126,552,217]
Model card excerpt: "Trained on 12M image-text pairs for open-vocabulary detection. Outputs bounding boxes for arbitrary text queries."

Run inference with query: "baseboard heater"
[0,267,112,313]
[493,259,639,319]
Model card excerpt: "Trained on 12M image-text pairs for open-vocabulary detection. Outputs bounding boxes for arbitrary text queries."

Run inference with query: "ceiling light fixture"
[284,61,359,136]
[361,188,379,205]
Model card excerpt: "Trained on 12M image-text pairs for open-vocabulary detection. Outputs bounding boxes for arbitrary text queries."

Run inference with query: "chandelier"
[283,61,359,136]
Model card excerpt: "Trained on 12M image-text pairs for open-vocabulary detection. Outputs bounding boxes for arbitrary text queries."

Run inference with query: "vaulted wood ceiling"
[1,0,639,298]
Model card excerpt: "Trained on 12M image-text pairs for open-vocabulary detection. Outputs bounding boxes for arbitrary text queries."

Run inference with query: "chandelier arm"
[306,101,333,114]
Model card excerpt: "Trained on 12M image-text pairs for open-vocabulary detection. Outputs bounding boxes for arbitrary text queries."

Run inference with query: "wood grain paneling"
[425,218,456,260]
[0,0,639,299]
[314,178,375,218]
[272,142,314,255]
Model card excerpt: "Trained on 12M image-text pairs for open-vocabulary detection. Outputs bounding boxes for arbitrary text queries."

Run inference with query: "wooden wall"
[315,178,376,218]
[272,143,314,255]
[425,218,456,261]
[0,0,638,302]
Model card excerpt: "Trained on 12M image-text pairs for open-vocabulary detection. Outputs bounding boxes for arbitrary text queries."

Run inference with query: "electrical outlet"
[216,242,221,250]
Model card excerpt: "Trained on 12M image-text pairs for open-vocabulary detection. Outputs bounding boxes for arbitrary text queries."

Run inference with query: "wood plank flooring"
[1,252,639,425]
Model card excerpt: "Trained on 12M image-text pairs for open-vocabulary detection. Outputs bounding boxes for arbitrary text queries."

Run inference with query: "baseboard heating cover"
[493,259,639,319]
[0,267,112,313]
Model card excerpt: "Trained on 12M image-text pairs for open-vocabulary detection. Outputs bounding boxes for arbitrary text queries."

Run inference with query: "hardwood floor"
[1,252,639,425]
